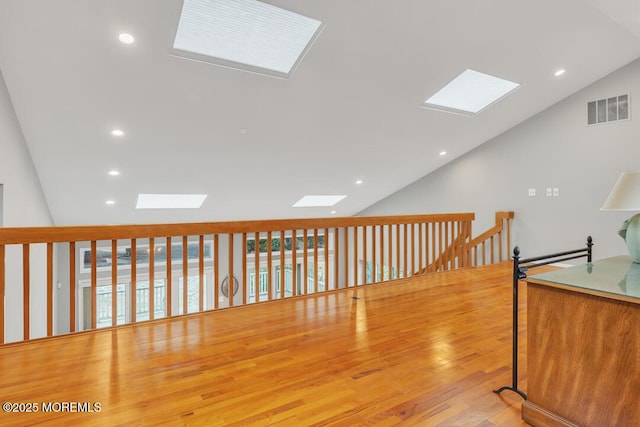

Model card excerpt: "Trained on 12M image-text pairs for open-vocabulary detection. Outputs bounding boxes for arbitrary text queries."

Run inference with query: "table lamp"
[601,171,640,263]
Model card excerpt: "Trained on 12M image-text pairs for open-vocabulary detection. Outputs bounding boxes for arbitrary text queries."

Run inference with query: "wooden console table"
[523,256,640,426]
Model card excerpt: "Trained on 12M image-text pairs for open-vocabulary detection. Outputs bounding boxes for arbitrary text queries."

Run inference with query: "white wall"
[0,70,53,342]
[360,58,640,263]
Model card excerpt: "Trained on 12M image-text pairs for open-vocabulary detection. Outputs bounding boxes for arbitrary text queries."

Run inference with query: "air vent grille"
[587,94,629,125]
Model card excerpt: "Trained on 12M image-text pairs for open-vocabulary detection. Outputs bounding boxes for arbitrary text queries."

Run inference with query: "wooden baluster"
[69,242,76,331]
[498,230,503,262]
[403,224,408,278]
[410,224,415,276]
[292,230,297,297]
[444,222,450,271]
[131,239,137,322]
[242,233,247,305]
[432,223,437,272]
[199,235,204,311]
[380,225,385,281]
[254,232,260,302]
[213,234,219,309]
[314,229,319,293]
[91,240,97,329]
[324,228,329,291]
[353,227,358,286]
[111,240,117,326]
[229,233,234,306]
[280,230,285,299]
[183,236,188,314]
[267,232,273,300]
[342,227,348,288]
[363,226,368,284]
[47,242,53,336]
[387,224,398,280]
[425,223,431,272]
[149,238,155,320]
[418,223,423,273]
[166,237,172,317]
[333,227,338,290]
[371,225,376,283]
[303,229,308,294]
[396,224,400,279]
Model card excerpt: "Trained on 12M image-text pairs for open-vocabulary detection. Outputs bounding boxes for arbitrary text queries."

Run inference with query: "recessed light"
[106,200,115,205]
[118,33,135,45]
[293,195,346,207]
[136,194,208,209]
[440,151,447,156]
[554,69,566,77]
[355,180,363,185]
[331,210,337,214]
[108,170,120,176]
[424,69,520,115]
[172,0,322,77]
[111,129,124,137]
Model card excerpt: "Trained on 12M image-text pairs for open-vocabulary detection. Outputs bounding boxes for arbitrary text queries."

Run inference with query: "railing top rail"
[0,213,475,245]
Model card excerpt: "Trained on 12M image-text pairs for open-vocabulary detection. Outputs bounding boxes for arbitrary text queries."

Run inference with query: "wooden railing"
[0,211,511,344]
[468,211,514,267]
[414,211,514,274]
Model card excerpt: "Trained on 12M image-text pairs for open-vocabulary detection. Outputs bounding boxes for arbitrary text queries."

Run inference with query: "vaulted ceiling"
[1,0,639,225]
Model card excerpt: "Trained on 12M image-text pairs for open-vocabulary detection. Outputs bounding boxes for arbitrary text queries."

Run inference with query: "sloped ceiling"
[0,0,639,225]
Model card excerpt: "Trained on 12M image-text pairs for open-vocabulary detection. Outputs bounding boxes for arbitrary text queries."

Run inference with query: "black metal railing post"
[493,246,527,400]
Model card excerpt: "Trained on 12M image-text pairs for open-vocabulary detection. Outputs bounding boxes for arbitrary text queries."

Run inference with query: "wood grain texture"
[524,281,640,427]
[0,262,530,426]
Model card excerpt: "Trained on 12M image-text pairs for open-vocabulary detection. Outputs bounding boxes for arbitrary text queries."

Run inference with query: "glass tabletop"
[528,255,640,301]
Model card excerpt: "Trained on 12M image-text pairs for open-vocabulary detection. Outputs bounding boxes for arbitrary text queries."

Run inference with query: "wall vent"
[587,94,629,125]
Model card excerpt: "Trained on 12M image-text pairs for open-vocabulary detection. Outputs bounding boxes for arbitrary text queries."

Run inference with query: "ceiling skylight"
[136,194,208,209]
[293,195,346,208]
[424,69,520,115]
[172,0,323,78]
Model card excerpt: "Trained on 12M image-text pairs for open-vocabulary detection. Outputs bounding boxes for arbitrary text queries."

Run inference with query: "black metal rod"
[493,246,527,400]
[520,253,591,270]
[519,247,588,264]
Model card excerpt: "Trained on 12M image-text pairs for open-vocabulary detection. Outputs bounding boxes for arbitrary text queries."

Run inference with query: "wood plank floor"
[0,262,544,426]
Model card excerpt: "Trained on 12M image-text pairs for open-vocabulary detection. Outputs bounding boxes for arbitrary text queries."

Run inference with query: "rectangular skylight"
[136,194,207,209]
[293,195,346,207]
[424,69,520,115]
[172,0,323,78]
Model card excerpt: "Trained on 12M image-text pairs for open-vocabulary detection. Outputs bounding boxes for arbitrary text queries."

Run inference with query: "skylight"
[424,69,520,115]
[293,195,346,208]
[172,0,323,78]
[136,194,208,209]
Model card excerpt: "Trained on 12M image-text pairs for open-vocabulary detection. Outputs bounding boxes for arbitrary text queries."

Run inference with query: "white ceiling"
[0,0,639,226]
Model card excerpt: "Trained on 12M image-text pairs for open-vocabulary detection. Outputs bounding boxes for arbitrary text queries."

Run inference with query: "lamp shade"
[601,172,640,211]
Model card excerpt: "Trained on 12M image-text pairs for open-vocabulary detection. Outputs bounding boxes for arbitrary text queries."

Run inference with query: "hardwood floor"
[0,263,541,426]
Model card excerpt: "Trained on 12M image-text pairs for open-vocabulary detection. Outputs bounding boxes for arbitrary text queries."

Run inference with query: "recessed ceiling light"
[118,33,135,45]
[136,193,208,209]
[440,151,447,156]
[293,195,346,207]
[424,69,520,115]
[172,0,323,77]
[111,129,124,137]
[105,200,115,205]
[554,69,566,77]
[330,210,337,214]
[355,180,363,185]
[108,170,120,176]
